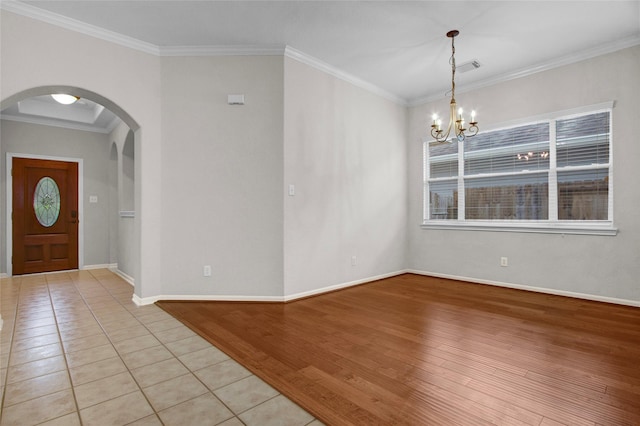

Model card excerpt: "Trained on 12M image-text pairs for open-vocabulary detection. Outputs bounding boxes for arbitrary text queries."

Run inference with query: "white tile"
[157,392,234,426]
[142,373,208,411]
[239,395,314,426]
[214,375,280,414]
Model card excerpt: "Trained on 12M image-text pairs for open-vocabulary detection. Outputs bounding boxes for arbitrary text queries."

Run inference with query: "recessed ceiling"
[1,0,639,130]
[1,95,120,134]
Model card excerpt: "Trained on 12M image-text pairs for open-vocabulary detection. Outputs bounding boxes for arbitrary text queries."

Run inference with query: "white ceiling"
[2,1,640,131]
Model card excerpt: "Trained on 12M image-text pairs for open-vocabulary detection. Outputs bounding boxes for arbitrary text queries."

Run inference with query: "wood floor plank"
[157,274,640,425]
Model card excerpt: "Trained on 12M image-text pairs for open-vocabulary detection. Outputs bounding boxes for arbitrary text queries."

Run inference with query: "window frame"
[422,102,617,236]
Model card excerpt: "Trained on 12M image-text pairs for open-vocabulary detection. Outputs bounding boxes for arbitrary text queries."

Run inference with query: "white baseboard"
[132,293,283,306]
[132,293,158,306]
[83,263,117,271]
[129,268,638,308]
[131,270,409,306]
[109,267,135,287]
[0,273,8,279]
[406,269,640,308]
[283,270,408,302]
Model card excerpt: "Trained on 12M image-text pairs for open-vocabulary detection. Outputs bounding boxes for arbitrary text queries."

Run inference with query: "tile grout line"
[87,270,245,425]
[80,270,237,424]
[154,309,312,423]
[9,271,147,424]
[0,273,129,424]
[70,270,160,424]
[1,275,73,424]
[45,272,85,424]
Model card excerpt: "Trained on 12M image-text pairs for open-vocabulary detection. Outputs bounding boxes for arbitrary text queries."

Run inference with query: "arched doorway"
[1,86,140,282]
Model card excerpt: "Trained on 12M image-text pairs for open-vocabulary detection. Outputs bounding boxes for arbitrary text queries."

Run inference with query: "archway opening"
[1,86,140,286]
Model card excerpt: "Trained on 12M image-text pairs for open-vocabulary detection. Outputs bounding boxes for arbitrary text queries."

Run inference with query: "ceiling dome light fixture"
[51,94,80,105]
[431,30,478,143]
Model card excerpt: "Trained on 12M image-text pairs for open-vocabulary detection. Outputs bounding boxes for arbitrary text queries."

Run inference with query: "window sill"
[421,221,617,236]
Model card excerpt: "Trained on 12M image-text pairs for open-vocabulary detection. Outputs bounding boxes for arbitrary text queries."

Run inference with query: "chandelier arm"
[467,122,479,137]
[431,124,453,143]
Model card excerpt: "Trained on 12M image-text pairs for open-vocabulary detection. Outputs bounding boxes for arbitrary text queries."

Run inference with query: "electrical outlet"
[351,255,357,266]
[203,265,212,276]
[500,257,508,267]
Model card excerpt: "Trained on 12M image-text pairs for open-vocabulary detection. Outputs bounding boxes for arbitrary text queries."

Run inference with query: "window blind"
[556,112,610,167]
[424,105,613,226]
[428,139,458,179]
[556,111,610,221]
[465,122,550,176]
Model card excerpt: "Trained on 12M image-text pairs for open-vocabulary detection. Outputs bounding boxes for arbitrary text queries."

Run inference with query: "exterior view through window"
[424,107,612,226]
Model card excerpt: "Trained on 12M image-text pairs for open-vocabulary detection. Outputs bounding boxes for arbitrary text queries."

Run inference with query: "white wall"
[159,55,285,297]
[408,45,640,304]
[108,142,118,265]
[1,120,111,269]
[1,10,162,298]
[107,121,136,279]
[283,57,408,297]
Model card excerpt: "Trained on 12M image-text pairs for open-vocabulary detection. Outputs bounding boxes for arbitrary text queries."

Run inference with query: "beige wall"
[159,55,285,297]
[408,45,640,303]
[283,56,408,297]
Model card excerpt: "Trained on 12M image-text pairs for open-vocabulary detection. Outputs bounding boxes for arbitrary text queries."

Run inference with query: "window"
[423,103,615,234]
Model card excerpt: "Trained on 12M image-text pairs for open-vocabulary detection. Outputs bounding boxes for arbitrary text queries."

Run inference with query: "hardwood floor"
[157,274,640,425]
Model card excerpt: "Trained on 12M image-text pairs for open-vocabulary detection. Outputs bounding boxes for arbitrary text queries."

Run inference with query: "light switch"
[89,195,98,203]
[288,184,295,196]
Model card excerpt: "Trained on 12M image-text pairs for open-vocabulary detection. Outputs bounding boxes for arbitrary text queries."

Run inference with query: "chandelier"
[430,30,478,143]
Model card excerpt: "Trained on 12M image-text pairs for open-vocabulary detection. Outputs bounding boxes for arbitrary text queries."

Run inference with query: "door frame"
[6,153,84,276]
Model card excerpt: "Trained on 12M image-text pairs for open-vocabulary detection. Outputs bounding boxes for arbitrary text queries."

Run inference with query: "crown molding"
[0,2,282,58]
[409,33,640,107]
[4,0,638,109]
[285,46,407,106]
[159,45,285,57]
[1,2,407,109]
[0,0,160,55]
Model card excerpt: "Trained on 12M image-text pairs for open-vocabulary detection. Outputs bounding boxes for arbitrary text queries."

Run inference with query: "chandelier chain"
[450,35,456,102]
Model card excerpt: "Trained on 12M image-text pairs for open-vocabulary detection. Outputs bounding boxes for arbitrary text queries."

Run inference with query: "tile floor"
[0,269,322,426]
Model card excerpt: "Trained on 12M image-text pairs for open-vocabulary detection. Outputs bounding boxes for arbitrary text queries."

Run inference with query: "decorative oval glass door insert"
[33,176,61,227]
